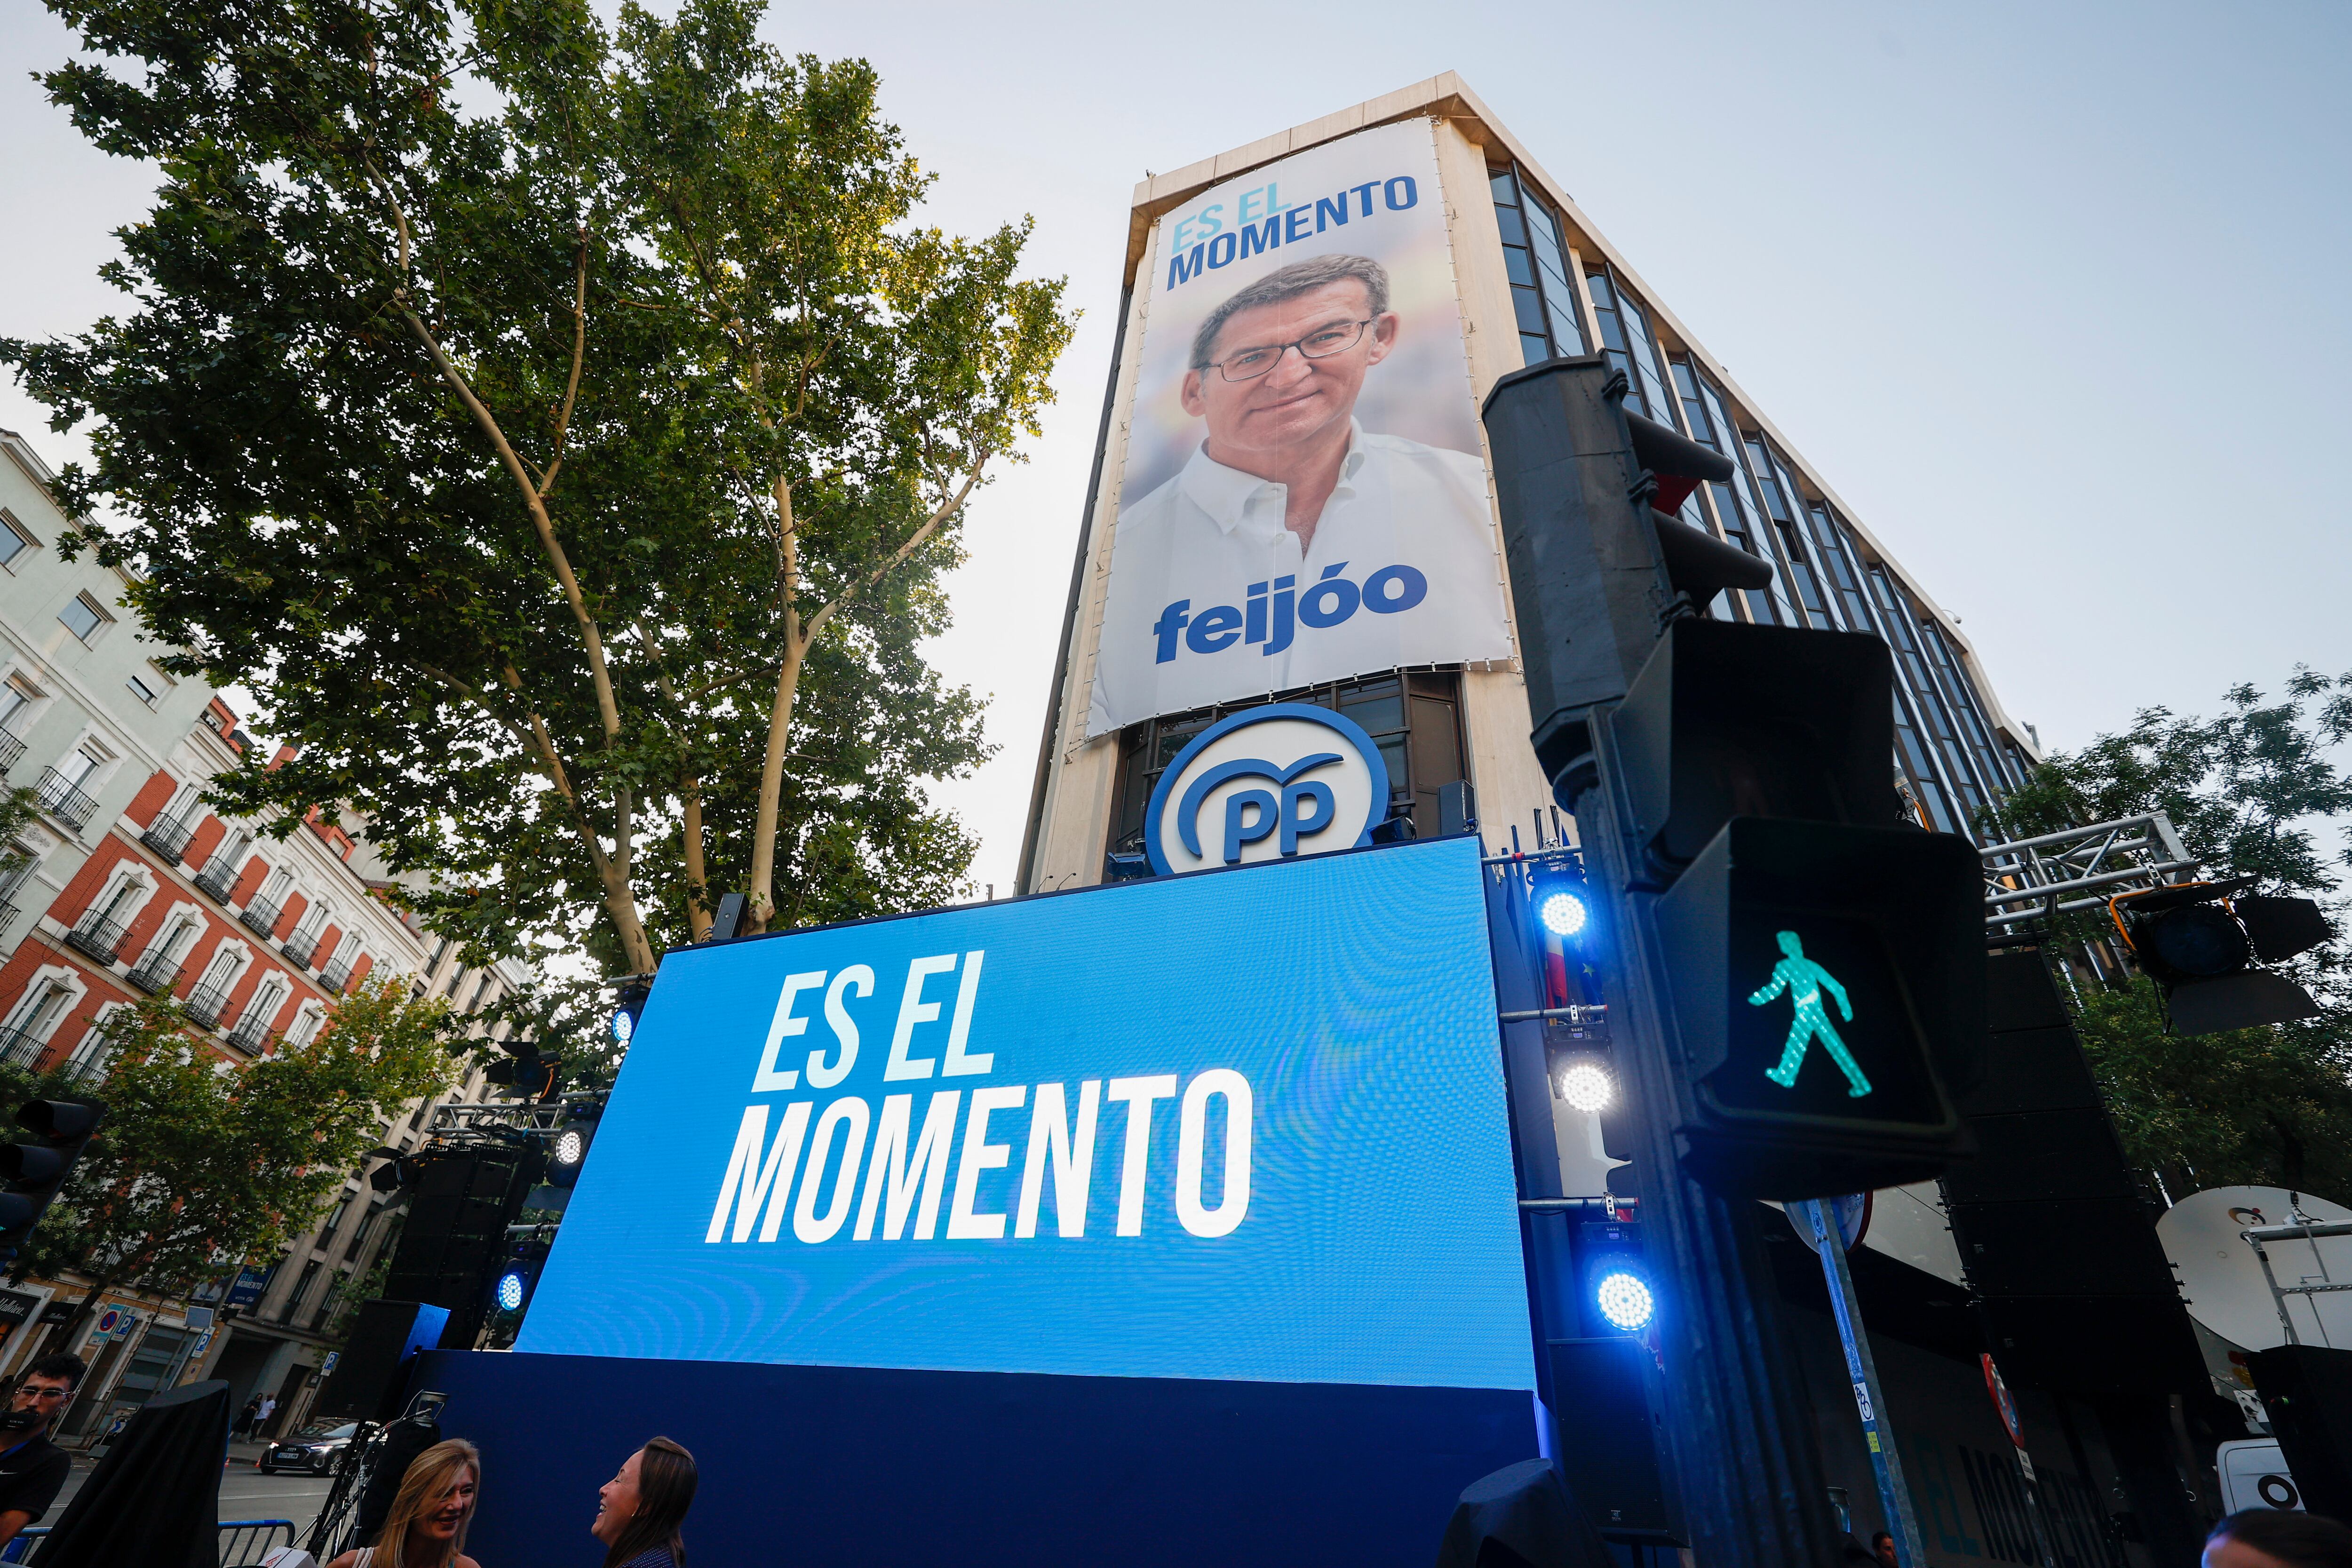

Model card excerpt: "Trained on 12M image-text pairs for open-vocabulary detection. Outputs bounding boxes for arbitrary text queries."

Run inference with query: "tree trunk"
[744,639,805,934]
[681,776,712,942]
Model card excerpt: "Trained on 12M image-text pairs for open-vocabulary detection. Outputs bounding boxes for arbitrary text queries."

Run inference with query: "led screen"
[518,836,1533,1391]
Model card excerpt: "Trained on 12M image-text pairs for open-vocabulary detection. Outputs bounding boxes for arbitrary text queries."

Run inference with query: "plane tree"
[5,0,1072,992]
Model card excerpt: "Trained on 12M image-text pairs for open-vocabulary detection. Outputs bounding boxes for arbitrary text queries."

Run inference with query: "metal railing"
[282,926,322,967]
[0,1020,48,1068]
[34,769,97,832]
[237,898,281,939]
[125,948,185,995]
[62,912,128,965]
[0,902,16,940]
[2,1515,296,1564]
[141,810,198,862]
[193,853,240,902]
[1978,812,2198,929]
[184,981,233,1029]
[320,956,355,993]
[225,1001,277,1052]
[0,730,25,774]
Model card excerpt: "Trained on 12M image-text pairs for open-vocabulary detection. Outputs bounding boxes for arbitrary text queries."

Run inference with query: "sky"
[3,0,2348,900]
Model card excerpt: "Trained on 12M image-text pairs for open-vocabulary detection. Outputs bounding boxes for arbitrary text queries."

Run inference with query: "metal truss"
[1978,812,2197,929]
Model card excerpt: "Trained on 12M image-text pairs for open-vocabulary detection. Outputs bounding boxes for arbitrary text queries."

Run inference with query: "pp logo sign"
[1144,703,1391,876]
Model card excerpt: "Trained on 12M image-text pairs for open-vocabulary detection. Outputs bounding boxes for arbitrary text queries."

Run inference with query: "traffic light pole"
[1794,1197,1928,1566]
[1574,710,1844,1568]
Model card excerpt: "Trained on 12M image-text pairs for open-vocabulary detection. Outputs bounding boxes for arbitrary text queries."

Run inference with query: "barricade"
[0,1516,296,1564]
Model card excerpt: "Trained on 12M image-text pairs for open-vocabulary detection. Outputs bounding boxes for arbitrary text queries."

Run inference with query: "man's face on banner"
[1180,279,1399,462]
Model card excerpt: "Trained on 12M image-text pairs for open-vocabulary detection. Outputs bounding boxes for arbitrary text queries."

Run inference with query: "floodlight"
[1538,887,1589,939]
[493,1265,528,1313]
[1595,1269,1655,1332]
[1557,1059,1613,1114]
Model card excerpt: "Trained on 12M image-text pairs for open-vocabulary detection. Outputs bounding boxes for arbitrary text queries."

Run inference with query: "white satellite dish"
[2157,1186,2352,1351]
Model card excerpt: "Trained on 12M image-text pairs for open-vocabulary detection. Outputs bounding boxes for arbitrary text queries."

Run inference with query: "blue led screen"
[517,836,1532,1390]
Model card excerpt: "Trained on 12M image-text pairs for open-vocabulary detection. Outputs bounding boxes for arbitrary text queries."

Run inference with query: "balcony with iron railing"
[125,947,185,996]
[63,911,129,966]
[0,1019,49,1067]
[193,853,240,902]
[184,981,233,1029]
[226,1000,278,1052]
[141,811,198,863]
[35,768,98,832]
[238,899,281,939]
[320,955,355,994]
[281,927,323,968]
[0,902,17,940]
[0,729,25,774]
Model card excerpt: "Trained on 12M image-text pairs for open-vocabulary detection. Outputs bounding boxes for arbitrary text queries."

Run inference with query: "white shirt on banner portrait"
[1089,422,1512,735]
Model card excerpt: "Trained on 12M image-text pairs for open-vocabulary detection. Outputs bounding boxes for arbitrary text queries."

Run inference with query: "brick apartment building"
[0,430,522,1444]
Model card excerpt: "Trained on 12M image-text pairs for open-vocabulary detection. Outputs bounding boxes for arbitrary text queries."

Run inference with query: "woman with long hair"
[327,1437,482,1568]
[590,1436,698,1568]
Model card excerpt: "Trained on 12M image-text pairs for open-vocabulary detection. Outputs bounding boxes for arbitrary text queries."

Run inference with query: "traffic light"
[0,1099,103,1263]
[2110,878,2329,1035]
[485,1039,563,1102]
[543,1103,599,1190]
[1484,354,1775,800]
[1652,816,1981,1197]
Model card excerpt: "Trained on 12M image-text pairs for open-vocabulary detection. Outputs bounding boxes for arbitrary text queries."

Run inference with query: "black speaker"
[1547,1338,1680,1544]
[1941,944,2202,1395]
[2253,1344,2352,1520]
[381,1146,544,1348]
[313,1300,450,1423]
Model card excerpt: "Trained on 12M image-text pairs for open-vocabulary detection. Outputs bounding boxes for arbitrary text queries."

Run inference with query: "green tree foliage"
[1994,670,2352,1202]
[4,0,1073,996]
[15,978,455,1339]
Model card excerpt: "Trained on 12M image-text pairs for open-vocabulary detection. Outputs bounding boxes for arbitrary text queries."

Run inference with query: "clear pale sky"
[5,0,2346,898]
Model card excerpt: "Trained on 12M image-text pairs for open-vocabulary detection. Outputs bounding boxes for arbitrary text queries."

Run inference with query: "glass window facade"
[1584,266,1678,430]
[1489,168,1588,366]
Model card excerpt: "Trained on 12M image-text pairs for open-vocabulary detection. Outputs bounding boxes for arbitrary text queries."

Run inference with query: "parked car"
[260,1420,359,1476]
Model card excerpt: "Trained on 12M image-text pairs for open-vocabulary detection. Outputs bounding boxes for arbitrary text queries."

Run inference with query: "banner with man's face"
[1086,119,1514,737]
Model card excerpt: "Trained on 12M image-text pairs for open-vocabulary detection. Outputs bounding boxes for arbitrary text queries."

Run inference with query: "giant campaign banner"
[1087,119,1514,736]
[517,836,1533,1392]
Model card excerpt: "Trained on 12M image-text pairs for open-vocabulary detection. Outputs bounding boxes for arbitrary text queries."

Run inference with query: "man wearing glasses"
[1092,252,1510,733]
[0,1354,83,1549]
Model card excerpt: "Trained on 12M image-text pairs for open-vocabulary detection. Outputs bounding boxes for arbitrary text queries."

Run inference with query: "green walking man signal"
[1749,931,1873,1099]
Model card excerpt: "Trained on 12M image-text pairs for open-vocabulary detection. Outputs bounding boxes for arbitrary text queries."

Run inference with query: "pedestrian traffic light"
[1652,816,1981,1197]
[0,1099,102,1263]
[543,1103,599,1190]
[2110,878,2329,1035]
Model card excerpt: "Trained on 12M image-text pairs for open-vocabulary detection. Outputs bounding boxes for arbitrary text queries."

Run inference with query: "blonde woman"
[328,1437,483,1568]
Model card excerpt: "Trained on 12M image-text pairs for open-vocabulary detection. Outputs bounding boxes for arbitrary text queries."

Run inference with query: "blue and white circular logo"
[1143,703,1391,876]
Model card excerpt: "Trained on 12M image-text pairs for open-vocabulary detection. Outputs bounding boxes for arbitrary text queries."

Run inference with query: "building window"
[57,594,110,645]
[281,1258,324,1323]
[125,675,159,708]
[1583,266,1678,431]
[1488,167,1588,366]
[1109,671,1469,854]
[0,513,32,568]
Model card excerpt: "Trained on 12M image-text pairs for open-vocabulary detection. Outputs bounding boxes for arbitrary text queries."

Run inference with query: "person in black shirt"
[0,1353,83,1551]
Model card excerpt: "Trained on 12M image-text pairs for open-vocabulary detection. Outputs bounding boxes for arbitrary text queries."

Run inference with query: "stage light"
[1595,1269,1654,1332]
[1538,887,1589,938]
[494,1266,528,1313]
[611,976,652,1049]
[552,1127,586,1167]
[609,1008,633,1047]
[1557,1059,1613,1114]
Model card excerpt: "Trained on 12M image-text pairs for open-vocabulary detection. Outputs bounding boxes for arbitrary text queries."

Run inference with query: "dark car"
[260,1420,358,1476]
